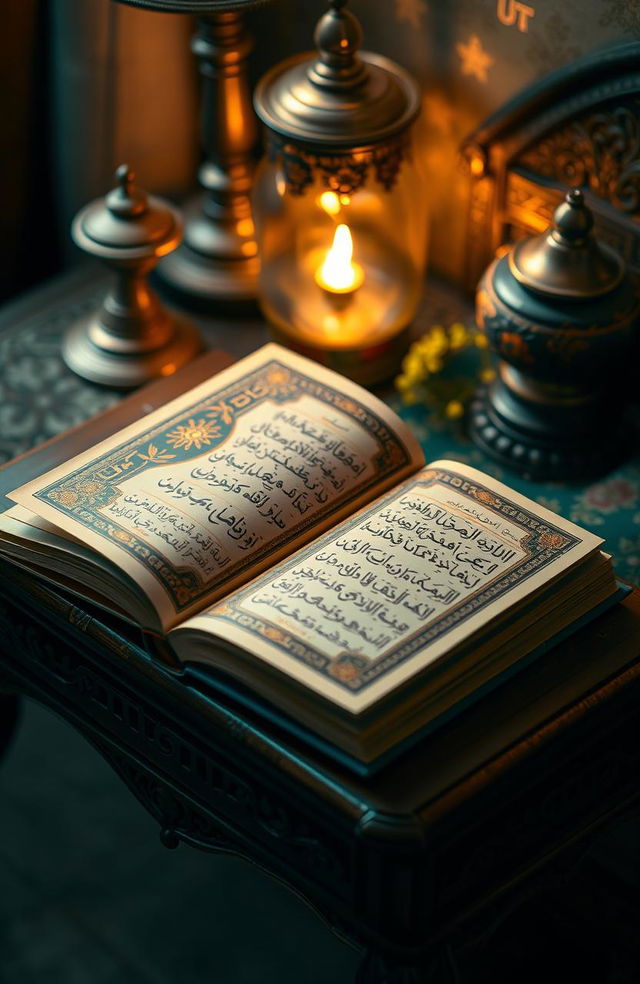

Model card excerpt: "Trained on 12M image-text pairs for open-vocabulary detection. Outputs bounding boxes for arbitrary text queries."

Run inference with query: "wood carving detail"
[518,103,640,215]
[434,730,639,914]
[356,948,454,984]
[0,599,349,890]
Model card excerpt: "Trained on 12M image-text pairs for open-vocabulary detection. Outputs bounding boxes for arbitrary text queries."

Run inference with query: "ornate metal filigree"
[268,132,411,197]
[518,103,640,216]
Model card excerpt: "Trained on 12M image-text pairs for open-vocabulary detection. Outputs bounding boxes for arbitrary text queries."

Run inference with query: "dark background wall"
[0,0,637,302]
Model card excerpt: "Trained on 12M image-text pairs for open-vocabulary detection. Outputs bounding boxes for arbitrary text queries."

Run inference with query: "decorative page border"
[34,360,412,612]
[214,468,581,694]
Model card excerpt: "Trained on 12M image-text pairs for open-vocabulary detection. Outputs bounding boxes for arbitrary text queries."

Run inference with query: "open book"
[0,344,618,769]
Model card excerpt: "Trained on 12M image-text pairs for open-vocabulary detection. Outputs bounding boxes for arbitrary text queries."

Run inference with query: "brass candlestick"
[113,0,269,306]
[64,165,201,388]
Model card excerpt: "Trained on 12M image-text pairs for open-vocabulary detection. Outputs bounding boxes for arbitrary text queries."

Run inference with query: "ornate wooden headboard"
[460,41,640,292]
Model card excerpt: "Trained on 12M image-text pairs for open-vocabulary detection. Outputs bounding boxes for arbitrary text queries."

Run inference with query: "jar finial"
[552,188,594,247]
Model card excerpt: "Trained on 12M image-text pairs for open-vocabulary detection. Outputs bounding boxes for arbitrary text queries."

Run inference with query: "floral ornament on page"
[395,322,495,420]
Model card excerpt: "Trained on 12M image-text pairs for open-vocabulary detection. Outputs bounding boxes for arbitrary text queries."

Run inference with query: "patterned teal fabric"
[389,384,640,587]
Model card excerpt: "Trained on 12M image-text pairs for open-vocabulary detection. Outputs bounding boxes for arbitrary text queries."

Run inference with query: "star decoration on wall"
[456,35,494,83]
[394,0,427,29]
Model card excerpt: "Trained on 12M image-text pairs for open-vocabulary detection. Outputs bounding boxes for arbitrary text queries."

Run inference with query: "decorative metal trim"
[518,102,640,216]
[460,41,640,291]
[268,131,412,197]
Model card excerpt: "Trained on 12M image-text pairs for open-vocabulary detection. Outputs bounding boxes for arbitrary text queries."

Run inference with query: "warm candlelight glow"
[318,191,341,216]
[314,223,364,295]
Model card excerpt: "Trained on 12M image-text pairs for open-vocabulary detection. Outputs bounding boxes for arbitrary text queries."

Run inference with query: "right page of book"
[182,460,605,713]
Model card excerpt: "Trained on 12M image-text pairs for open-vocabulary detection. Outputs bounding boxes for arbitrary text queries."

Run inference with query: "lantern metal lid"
[508,189,623,299]
[254,0,420,153]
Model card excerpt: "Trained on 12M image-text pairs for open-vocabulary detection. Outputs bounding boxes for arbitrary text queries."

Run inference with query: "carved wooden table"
[0,272,639,982]
[1,371,639,983]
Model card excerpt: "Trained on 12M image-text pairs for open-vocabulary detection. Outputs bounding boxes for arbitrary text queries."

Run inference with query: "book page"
[182,461,604,714]
[8,345,423,630]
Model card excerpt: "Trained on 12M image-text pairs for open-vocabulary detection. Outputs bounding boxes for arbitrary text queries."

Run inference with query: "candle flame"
[317,223,364,293]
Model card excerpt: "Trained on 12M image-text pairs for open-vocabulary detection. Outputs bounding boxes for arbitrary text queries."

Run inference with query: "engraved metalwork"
[254,0,420,195]
[268,132,411,197]
[460,42,640,290]
[519,103,640,215]
[470,191,640,479]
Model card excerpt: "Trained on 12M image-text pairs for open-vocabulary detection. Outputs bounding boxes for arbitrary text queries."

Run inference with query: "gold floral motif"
[262,625,287,644]
[112,529,133,544]
[328,660,361,683]
[49,488,79,507]
[471,488,499,507]
[498,331,534,364]
[263,367,298,396]
[77,479,104,495]
[138,443,175,464]
[166,418,221,452]
[538,531,566,550]
[336,397,359,416]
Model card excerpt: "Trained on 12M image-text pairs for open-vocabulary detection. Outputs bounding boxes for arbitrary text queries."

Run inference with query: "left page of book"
[6,344,423,633]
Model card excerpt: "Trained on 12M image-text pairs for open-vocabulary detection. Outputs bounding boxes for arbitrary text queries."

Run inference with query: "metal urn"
[470,189,640,480]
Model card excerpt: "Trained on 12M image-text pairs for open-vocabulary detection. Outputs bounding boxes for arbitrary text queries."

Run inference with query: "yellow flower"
[445,399,465,420]
[449,322,469,350]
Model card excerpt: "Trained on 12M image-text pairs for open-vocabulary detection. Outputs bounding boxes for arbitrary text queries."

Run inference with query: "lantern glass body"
[253,147,428,384]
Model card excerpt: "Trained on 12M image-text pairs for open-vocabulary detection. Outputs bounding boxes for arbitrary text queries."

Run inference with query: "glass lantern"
[253,0,428,386]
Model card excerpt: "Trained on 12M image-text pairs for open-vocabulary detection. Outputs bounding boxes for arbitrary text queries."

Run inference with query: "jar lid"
[509,189,623,299]
[80,165,176,250]
[254,0,420,149]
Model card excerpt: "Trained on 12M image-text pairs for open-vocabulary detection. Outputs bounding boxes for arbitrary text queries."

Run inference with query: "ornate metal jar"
[252,0,428,386]
[470,189,639,479]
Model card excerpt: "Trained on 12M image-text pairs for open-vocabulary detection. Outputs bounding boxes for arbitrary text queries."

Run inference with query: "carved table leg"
[0,693,20,763]
[356,946,458,984]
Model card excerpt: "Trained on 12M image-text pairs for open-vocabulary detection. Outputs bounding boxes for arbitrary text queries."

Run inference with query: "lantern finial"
[311,0,367,90]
